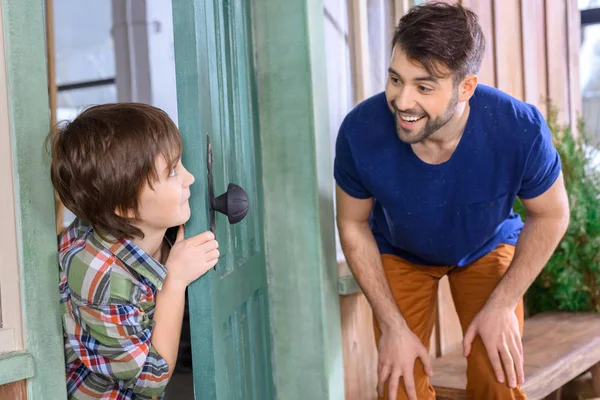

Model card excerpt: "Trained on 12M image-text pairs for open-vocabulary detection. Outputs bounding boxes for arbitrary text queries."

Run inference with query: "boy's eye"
[169,168,177,177]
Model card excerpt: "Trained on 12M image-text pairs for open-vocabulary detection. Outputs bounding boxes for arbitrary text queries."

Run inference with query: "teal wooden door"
[172,0,274,398]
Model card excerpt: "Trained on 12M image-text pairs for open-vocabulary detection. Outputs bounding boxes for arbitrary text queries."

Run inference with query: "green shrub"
[516,107,600,314]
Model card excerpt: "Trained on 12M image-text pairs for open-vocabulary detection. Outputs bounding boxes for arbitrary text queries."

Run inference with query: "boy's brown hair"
[49,103,182,239]
[393,2,485,83]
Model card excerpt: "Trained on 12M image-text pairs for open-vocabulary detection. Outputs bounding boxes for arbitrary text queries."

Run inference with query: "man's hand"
[377,327,433,400]
[463,305,524,388]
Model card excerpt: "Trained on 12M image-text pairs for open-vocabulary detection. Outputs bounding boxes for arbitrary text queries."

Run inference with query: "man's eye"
[391,77,399,83]
[419,86,432,93]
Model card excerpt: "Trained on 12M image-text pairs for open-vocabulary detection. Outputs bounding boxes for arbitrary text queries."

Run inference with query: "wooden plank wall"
[339,1,582,399]
[0,380,27,400]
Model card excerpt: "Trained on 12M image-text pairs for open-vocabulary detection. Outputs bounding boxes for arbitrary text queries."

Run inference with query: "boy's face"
[136,156,195,234]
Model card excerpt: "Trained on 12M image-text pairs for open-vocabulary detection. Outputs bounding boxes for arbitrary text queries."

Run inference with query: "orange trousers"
[374,244,527,400]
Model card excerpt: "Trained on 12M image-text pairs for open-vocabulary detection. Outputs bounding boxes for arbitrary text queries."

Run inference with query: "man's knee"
[378,361,436,400]
[466,338,527,399]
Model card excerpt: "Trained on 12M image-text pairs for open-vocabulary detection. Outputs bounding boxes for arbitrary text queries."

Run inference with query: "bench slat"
[431,312,600,400]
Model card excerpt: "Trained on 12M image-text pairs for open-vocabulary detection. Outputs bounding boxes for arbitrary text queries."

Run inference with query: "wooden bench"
[431,312,600,400]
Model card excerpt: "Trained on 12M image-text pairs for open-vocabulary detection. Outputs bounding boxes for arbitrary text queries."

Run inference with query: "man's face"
[385,46,459,144]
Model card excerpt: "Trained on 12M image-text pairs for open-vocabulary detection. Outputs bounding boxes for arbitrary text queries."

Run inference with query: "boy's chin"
[161,212,191,231]
[178,210,192,225]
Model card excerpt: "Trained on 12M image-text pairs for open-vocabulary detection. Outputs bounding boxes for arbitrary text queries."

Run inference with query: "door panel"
[173,0,273,398]
[213,0,262,279]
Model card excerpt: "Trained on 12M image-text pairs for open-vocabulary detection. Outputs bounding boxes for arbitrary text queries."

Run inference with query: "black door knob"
[211,183,249,224]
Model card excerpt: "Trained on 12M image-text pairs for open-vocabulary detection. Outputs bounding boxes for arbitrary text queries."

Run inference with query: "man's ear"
[458,74,478,102]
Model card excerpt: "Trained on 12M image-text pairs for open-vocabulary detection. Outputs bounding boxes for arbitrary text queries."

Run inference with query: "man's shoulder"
[472,85,543,128]
[471,85,547,147]
[60,223,139,305]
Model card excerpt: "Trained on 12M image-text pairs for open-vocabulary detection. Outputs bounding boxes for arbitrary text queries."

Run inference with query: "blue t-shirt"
[334,85,561,266]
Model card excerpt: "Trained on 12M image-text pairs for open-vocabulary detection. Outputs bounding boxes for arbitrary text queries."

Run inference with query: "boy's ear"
[114,206,135,219]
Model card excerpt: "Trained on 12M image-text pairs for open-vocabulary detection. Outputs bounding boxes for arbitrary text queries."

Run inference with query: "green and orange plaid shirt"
[59,218,171,399]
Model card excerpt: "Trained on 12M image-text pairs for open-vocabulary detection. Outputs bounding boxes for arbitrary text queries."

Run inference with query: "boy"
[49,103,218,399]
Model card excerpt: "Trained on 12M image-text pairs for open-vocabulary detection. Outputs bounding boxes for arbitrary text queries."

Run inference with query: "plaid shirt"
[59,218,171,400]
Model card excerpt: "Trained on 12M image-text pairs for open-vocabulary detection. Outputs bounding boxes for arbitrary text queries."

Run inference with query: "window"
[580,2,600,144]
[53,0,116,229]
[580,0,600,10]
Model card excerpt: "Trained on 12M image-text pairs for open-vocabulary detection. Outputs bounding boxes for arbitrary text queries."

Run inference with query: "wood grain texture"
[347,0,371,104]
[0,351,34,385]
[592,362,600,396]
[566,0,582,132]
[173,1,275,398]
[0,0,23,354]
[492,0,524,100]
[545,0,570,124]
[460,0,495,87]
[341,293,378,400]
[44,0,65,235]
[253,0,345,398]
[521,0,548,115]
[171,0,217,396]
[436,276,462,357]
[2,0,67,397]
[393,0,411,26]
[0,380,26,400]
[431,312,600,400]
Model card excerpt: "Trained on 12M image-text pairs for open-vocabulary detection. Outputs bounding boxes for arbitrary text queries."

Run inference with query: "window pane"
[57,84,117,111]
[581,24,600,144]
[54,0,115,85]
[580,0,600,10]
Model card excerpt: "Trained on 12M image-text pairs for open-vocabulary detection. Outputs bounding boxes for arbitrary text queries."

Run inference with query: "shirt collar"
[92,226,168,290]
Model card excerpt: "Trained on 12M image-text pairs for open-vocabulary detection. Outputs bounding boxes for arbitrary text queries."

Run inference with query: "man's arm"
[463,174,570,388]
[336,185,405,332]
[336,185,431,400]
[488,173,570,309]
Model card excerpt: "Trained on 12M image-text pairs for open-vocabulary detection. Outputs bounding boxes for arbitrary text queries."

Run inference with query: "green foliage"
[515,107,600,314]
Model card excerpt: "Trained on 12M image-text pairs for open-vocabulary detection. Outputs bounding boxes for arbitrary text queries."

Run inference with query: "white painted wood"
[0,1,24,354]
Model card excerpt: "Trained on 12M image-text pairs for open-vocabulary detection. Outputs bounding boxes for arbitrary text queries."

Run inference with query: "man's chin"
[397,129,427,144]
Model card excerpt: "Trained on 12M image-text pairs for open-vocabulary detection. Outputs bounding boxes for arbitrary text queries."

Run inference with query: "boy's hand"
[164,225,219,289]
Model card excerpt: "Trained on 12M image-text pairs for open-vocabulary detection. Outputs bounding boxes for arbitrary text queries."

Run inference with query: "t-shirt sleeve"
[517,112,562,199]
[334,125,372,199]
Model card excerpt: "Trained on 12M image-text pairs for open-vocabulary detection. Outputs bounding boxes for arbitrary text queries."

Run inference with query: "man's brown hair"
[392,2,485,83]
[49,103,182,239]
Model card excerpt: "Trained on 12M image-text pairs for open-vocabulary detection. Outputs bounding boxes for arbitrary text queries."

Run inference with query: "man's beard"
[393,91,459,144]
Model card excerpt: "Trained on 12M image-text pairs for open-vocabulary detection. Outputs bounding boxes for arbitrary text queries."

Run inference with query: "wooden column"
[45,0,65,234]
[347,0,371,104]
[521,0,549,116]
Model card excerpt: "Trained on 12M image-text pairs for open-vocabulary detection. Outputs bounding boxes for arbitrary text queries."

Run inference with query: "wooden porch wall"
[0,380,27,400]
[339,1,582,399]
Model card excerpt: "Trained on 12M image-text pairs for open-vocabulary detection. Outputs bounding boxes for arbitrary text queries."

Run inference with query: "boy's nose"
[186,172,195,186]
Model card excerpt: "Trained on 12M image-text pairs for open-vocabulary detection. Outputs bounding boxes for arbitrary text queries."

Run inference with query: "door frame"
[0,0,67,398]
[172,0,344,398]
[252,1,344,399]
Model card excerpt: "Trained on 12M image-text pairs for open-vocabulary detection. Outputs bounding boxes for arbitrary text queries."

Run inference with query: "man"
[334,3,570,400]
